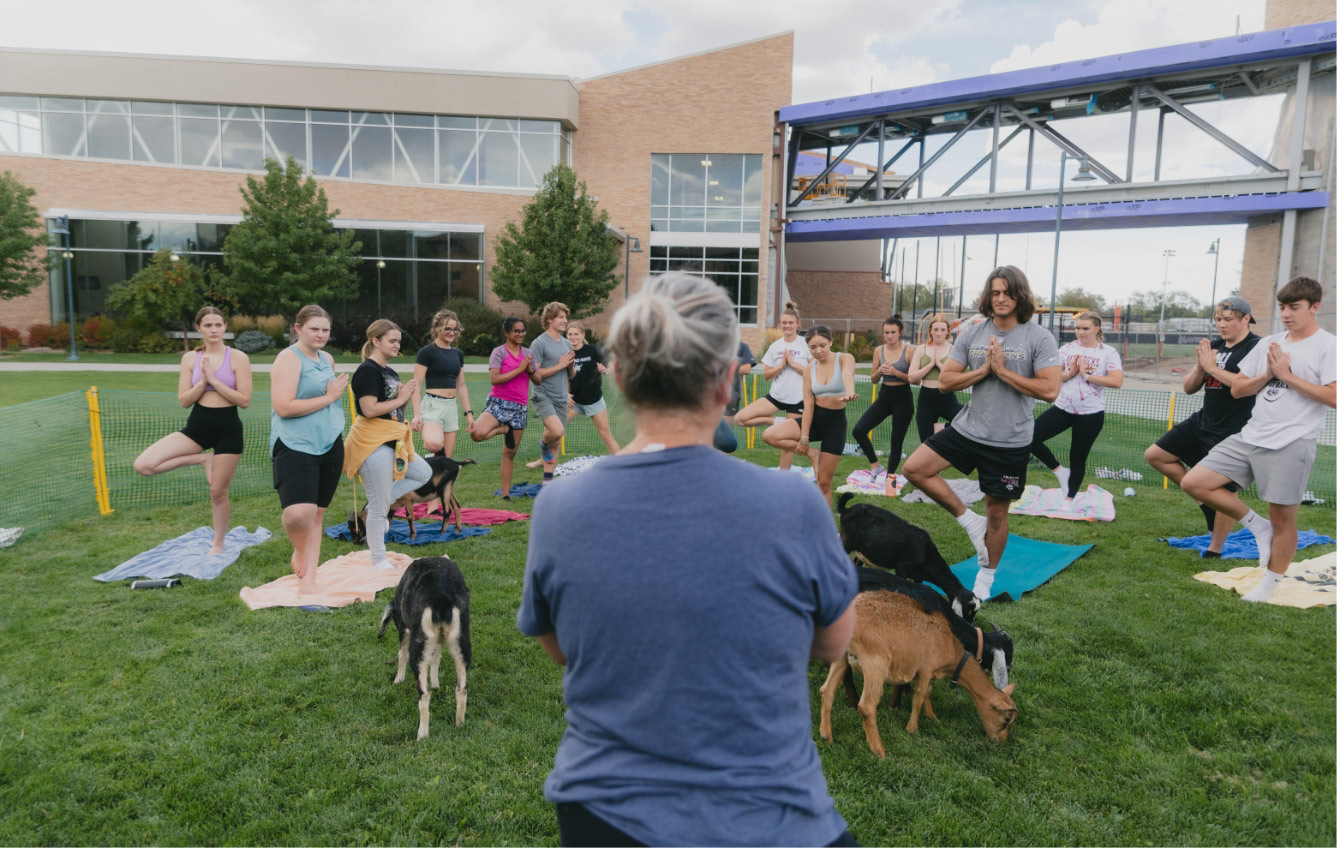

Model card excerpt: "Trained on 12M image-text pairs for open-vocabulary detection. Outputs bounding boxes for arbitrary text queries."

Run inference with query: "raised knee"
[133,458,154,476]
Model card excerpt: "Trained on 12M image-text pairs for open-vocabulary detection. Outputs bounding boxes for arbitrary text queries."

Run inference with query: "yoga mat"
[1164,528,1335,559]
[1195,551,1336,608]
[95,526,272,582]
[325,520,491,545]
[1008,485,1117,522]
[929,534,1093,602]
[240,549,411,610]
[837,469,907,498]
[493,482,545,498]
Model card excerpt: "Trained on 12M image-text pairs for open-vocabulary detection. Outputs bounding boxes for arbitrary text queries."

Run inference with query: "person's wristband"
[464,410,473,416]
[798,437,809,445]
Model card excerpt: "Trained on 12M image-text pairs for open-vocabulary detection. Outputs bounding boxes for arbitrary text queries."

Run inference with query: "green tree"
[1056,286,1108,314]
[0,171,49,300]
[491,164,621,319]
[106,250,235,350]
[891,280,955,315]
[222,157,360,317]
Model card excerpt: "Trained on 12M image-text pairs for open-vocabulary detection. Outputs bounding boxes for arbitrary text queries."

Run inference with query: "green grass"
[0,441,1333,845]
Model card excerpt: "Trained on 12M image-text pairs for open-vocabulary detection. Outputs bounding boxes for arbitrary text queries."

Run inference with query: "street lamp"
[623,235,643,300]
[1048,151,1096,334]
[1159,248,1176,355]
[376,259,386,314]
[1206,238,1221,323]
[49,216,79,361]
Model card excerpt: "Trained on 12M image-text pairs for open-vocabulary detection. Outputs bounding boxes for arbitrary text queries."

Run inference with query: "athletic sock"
[1242,569,1282,603]
[543,472,553,482]
[1199,503,1217,535]
[1241,510,1274,570]
[540,440,555,463]
[1053,465,1070,495]
[956,510,989,568]
[972,566,996,602]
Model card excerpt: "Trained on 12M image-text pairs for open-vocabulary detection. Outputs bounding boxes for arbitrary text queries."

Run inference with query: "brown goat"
[818,591,1017,757]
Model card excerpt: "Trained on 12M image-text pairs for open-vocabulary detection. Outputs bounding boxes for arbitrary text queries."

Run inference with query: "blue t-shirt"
[517,446,856,847]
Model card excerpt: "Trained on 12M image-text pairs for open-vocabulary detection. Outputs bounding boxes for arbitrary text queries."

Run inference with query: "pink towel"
[239,550,413,610]
[394,502,529,524]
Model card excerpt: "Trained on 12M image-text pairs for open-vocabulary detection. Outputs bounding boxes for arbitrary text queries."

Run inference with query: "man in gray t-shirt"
[530,302,576,482]
[903,267,1061,602]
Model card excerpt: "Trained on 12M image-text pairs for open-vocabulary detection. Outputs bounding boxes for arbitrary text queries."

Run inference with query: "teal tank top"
[269,345,345,455]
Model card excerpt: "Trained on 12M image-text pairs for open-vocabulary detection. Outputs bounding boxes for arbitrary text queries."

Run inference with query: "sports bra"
[812,352,847,397]
[881,344,909,384]
[918,346,948,382]
[192,347,236,391]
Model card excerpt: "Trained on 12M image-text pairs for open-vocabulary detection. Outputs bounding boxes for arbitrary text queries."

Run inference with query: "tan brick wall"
[1265,0,1332,28]
[1240,215,1282,334]
[575,34,794,334]
[785,270,893,321]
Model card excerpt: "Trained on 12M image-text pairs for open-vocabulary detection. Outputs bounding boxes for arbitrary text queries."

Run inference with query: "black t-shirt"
[352,360,405,423]
[415,344,464,390]
[732,341,758,403]
[569,344,605,405]
[1197,333,1260,436]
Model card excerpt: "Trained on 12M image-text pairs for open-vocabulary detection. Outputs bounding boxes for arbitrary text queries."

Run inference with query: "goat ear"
[1001,683,1016,697]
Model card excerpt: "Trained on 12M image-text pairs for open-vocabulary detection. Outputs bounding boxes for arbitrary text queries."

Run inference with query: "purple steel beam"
[785,192,1330,241]
[780,21,1336,127]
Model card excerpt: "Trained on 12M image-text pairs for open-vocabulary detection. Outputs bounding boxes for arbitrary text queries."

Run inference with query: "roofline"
[0,44,576,84]
[577,30,793,83]
[781,20,1336,126]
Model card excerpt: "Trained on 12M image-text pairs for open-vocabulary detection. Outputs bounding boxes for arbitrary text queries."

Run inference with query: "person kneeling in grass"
[1183,277,1336,602]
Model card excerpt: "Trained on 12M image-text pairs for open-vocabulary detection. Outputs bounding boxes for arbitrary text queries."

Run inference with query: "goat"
[818,590,1017,757]
[837,492,980,620]
[377,556,471,740]
[350,455,474,543]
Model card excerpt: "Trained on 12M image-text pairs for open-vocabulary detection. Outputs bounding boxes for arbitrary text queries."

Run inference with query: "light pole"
[1048,151,1096,334]
[1206,238,1221,322]
[623,235,643,301]
[376,259,386,314]
[1159,248,1175,355]
[50,216,79,361]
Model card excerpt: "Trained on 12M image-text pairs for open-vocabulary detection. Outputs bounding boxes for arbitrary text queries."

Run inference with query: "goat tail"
[377,603,394,639]
[456,458,477,466]
[837,492,855,515]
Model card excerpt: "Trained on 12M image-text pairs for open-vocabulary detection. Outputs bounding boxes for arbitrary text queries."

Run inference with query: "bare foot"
[208,543,225,556]
[290,552,305,578]
[296,576,319,596]
[525,457,544,469]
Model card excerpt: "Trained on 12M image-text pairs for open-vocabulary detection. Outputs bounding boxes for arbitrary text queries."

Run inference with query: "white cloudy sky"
[1,0,1285,308]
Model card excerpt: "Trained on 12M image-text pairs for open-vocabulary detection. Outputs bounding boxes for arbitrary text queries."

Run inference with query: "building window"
[2,94,570,190]
[47,216,484,327]
[649,245,758,325]
[650,153,764,234]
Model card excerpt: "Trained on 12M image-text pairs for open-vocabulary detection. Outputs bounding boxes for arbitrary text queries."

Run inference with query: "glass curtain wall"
[649,245,759,325]
[2,95,569,190]
[47,218,484,326]
[650,153,763,233]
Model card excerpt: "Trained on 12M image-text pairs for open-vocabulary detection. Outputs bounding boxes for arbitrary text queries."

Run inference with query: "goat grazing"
[837,492,980,619]
[378,556,471,740]
[350,455,474,543]
[818,590,1016,757]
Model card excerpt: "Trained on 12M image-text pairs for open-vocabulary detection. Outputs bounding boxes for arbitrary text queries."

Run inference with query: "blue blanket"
[325,520,491,545]
[927,534,1093,602]
[492,482,545,498]
[94,526,272,582]
[1164,528,1334,558]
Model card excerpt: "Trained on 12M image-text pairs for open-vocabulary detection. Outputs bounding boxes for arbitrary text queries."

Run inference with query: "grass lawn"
[0,440,1333,845]
[0,350,490,366]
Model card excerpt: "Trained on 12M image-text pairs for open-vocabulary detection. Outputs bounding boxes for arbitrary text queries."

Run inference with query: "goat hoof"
[416,729,429,741]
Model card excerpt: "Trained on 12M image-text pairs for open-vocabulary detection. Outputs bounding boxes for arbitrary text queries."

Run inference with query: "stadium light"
[1048,151,1095,334]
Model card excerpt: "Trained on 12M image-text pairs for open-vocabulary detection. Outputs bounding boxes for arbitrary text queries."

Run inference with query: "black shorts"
[272,436,344,509]
[1154,413,1239,491]
[180,404,243,455]
[808,405,848,456]
[922,425,1029,500]
[764,393,804,415]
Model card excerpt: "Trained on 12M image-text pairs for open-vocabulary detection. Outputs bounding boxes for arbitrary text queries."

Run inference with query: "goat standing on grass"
[378,556,471,740]
[819,590,1017,758]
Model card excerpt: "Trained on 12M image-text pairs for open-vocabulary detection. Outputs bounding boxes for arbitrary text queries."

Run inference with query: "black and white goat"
[378,556,471,740]
[837,492,980,620]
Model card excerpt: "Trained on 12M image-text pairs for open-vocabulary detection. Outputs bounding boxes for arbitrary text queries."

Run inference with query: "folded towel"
[239,549,412,610]
[95,526,272,582]
[1194,552,1336,608]
[1008,485,1116,522]
[837,469,908,497]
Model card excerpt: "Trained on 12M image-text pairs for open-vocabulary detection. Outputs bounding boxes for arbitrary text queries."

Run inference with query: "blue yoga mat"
[1164,528,1334,558]
[492,482,545,498]
[325,520,491,545]
[927,534,1093,602]
[95,526,272,582]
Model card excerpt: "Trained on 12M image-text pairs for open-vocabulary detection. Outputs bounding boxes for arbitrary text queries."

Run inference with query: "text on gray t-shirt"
[948,319,1061,447]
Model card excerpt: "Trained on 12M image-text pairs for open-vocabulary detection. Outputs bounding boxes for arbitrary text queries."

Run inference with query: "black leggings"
[915,386,964,443]
[852,383,913,469]
[1029,407,1106,498]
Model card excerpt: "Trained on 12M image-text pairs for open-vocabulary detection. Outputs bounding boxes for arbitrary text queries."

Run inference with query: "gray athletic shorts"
[419,393,459,433]
[572,397,606,417]
[530,392,563,422]
[1198,433,1318,505]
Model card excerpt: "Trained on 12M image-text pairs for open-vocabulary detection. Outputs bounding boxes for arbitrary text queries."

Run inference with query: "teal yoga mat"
[929,534,1093,602]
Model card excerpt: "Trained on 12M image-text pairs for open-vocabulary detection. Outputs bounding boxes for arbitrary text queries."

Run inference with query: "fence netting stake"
[1163,391,1176,489]
[86,386,113,515]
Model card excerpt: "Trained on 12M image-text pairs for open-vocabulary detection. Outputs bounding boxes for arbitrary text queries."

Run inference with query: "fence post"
[1162,391,1176,489]
[86,386,113,515]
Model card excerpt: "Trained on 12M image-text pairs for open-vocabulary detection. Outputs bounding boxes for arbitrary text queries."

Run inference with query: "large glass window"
[393,126,434,184]
[132,115,175,163]
[650,153,764,234]
[351,125,392,182]
[221,119,263,170]
[648,244,759,325]
[310,123,351,178]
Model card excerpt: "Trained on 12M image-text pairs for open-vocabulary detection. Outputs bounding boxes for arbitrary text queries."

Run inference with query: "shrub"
[137,328,178,354]
[234,329,276,354]
[80,315,117,349]
[228,314,257,334]
[27,323,54,347]
[1,325,22,350]
[846,333,874,362]
[254,314,289,348]
[108,317,175,354]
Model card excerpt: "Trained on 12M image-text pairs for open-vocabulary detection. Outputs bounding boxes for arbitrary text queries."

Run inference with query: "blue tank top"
[269,345,345,455]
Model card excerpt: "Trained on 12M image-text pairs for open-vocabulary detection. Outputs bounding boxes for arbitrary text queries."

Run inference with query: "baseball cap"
[1218,296,1256,323]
